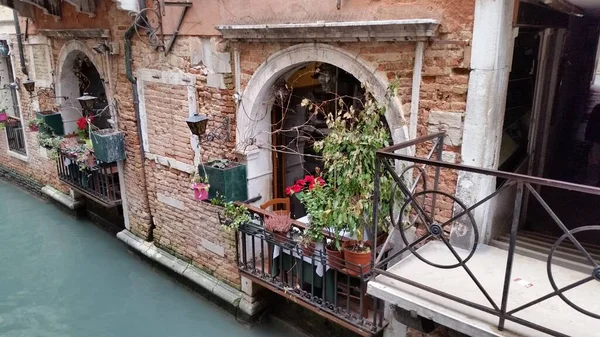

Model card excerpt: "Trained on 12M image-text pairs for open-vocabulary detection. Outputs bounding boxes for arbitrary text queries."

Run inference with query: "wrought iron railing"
[56,151,122,208]
[371,132,600,337]
[235,205,386,336]
[5,119,26,155]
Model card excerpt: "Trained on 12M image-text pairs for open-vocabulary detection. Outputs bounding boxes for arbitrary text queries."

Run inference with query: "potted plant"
[205,159,247,202]
[295,230,318,257]
[91,128,126,163]
[218,201,251,232]
[37,111,64,136]
[308,96,395,277]
[6,116,19,127]
[264,213,293,244]
[27,118,44,132]
[191,172,210,201]
[0,108,7,123]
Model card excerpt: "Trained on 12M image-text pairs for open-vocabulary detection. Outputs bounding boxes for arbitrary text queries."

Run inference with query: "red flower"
[315,177,325,186]
[76,116,95,130]
[76,117,87,130]
[292,184,303,193]
[304,175,315,184]
[285,187,292,195]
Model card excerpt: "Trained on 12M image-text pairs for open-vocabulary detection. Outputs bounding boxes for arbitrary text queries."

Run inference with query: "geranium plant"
[285,174,325,199]
[76,116,94,139]
[219,202,251,232]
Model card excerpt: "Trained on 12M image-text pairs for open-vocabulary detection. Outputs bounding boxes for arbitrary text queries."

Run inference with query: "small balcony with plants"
[30,99,125,208]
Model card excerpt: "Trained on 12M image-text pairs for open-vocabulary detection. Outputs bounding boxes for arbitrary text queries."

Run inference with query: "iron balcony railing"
[371,132,600,337]
[56,151,122,208]
[235,204,386,337]
[5,119,26,155]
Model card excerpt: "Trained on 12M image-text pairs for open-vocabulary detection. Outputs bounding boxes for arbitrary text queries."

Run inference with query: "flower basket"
[192,182,210,201]
[205,160,247,202]
[91,129,126,163]
[37,111,64,136]
[264,214,292,244]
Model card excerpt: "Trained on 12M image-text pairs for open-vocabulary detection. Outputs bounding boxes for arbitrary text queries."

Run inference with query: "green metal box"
[91,129,126,163]
[204,161,247,202]
[37,111,64,136]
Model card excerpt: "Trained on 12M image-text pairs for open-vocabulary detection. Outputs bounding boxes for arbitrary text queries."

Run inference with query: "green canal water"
[0,181,301,337]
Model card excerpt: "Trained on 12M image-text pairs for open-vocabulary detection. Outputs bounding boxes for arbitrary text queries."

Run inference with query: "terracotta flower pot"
[325,245,344,270]
[192,182,210,201]
[376,232,389,247]
[342,240,372,277]
[267,228,290,245]
[300,242,316,257]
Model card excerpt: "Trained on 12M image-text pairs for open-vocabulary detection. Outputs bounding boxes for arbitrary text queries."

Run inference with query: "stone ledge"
[41,185,84,210]
[116,229,266,318]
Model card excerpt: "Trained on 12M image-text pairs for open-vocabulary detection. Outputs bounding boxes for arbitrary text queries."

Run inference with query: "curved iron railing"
[235,205,386,336]
[371,132,600,337]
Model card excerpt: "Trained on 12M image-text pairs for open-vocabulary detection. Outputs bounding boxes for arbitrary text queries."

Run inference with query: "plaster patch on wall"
[157,192,185,210]
[198,238,225,257]
[146,153,195,174]
[427,111,464,146]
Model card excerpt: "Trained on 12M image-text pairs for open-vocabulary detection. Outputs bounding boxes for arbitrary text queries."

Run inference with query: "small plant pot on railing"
[343,240,372,277]
[264,214,292,245]
[192,182,210,201]
[325,243,345,270]
[91,129,126,163]
[205,159,247,202]
[37,111,64,136]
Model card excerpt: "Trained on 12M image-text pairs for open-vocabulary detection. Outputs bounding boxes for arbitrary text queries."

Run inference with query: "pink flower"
[292,184,303,193]
[285,186,292,195]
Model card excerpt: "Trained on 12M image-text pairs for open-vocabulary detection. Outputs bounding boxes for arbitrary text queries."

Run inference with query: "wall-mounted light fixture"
[23,79,36,94]
[77,94,98,116]
[185,113,230,143]
[186,113,209,136]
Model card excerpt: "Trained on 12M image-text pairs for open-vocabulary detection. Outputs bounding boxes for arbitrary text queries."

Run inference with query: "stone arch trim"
[237,43,409,204]
[55,40,108,135]
[238,43,407,148]
[56,40,106,84]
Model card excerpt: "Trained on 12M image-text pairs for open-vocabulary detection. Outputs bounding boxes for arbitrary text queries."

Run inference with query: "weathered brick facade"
[0,0,475,291]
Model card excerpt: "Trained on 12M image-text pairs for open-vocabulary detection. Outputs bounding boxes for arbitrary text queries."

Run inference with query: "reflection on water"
[0,181,301,337]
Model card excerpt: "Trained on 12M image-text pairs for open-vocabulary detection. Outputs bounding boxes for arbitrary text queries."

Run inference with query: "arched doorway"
[237,43,408,206]
[56,42,109,135]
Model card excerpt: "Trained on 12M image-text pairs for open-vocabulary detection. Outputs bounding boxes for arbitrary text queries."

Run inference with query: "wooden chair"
[260,198,290,216]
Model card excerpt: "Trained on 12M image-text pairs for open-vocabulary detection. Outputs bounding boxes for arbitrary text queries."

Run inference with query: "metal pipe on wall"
[13,10,27,77]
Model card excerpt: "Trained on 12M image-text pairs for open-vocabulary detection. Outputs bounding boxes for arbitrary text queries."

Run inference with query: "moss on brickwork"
[0,164,46,197]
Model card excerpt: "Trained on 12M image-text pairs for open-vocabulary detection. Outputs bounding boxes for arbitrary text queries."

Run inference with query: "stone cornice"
[216,19,440,42]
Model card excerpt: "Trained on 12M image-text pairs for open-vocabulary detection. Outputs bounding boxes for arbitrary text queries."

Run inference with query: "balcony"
[56,151,122,208]
[236,204,386,336]
[367,132,600,337]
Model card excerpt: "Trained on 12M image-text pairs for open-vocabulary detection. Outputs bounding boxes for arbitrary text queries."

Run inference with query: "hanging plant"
[191,171,210,201]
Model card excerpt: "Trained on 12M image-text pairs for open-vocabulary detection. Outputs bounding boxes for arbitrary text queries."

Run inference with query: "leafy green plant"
[219,202,251,232]
[37,132,63,160]
[306,95,397,252]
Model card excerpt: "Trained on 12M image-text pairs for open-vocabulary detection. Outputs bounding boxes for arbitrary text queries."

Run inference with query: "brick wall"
[0,0,477,290]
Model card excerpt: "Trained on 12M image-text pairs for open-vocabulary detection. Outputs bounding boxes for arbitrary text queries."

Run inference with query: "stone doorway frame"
[235,43,409,204]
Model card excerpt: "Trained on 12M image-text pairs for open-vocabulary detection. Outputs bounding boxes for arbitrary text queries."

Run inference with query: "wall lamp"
[185,113,230,143]
[77,94,98,116]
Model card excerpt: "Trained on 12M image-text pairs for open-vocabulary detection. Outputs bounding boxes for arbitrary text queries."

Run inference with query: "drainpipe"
[13,11,28,78]
[124,0,155,241]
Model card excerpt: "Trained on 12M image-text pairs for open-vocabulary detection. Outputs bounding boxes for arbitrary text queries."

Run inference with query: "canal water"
[0,181,302,337]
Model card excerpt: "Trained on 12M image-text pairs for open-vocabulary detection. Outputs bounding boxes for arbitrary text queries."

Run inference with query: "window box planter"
[91,129,126,163]
[204,160,247,202]
[37,111,64,136]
